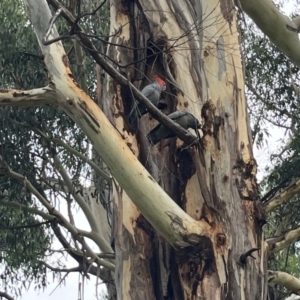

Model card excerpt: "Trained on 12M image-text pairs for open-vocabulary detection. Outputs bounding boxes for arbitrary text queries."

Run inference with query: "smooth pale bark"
[269,271,300,295]
[267,226,300,253]
[264,178,300,213]
[103,0,264,299]
[240,0,300,68]
[2,0,299,297]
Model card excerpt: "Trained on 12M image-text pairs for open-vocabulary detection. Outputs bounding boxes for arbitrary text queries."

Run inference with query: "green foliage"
[0,206,49,295]
[0,0,110,297]
[0,0,47,89]
[243,22,300,150]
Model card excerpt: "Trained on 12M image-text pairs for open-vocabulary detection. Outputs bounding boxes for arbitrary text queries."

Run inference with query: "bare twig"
[0,200,56,220]
[19,51,44,60]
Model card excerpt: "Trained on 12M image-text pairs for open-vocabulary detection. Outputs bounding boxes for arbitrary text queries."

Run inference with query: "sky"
[18,1,296,300]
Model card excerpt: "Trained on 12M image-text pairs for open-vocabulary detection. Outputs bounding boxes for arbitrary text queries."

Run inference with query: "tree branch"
[267,226,300,253]
[41,261,82,273]
[240,0,300,68]
[0,155,114,270]
[0,292,15,300]
[37,176,67,192]
[239,248,259,265]
[0,86,57,107]
[268,270,300,295]
[50,222,112,281]
[264,178,300,214]
[19,50,44,60]
[52,154,113,254]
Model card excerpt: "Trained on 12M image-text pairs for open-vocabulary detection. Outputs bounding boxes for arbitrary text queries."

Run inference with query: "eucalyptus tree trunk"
[15,0,266,298]
[102,0,265,299]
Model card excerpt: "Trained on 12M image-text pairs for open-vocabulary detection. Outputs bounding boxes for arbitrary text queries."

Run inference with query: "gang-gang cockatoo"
[128,75,166,123]
[147,110,200,145]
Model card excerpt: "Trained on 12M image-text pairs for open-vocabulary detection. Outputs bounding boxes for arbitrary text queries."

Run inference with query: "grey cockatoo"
[147,110,200,145]
[128,75,166,123]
